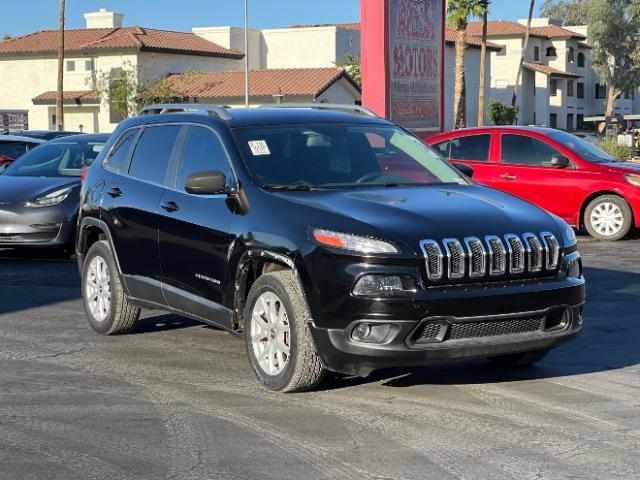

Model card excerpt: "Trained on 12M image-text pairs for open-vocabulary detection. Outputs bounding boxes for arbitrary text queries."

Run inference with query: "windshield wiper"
[261,183,314,191]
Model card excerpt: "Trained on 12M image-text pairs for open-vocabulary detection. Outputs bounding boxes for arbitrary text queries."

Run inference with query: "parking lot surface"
[1,238,639,480]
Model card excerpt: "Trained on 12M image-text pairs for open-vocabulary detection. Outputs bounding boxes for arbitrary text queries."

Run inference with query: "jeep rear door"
[100,124,182,304]
[157,125,236,327]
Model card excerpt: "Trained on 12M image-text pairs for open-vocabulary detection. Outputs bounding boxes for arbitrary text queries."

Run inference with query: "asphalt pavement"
[0,238,639,480]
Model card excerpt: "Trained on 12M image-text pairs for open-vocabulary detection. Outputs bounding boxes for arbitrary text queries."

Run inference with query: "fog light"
[351,323,393,344]
[352,274,416,296]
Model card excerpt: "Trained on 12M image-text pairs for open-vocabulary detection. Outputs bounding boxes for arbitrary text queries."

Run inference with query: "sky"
[0,0,542,36]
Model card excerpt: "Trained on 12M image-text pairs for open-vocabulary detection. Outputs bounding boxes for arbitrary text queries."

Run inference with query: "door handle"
[107,187,123,198]
[501,174,517,181]
[160,201,180,213]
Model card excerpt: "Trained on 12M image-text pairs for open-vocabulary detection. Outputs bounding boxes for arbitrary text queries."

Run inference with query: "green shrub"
[488,99,519,126]
[596,136,632,161]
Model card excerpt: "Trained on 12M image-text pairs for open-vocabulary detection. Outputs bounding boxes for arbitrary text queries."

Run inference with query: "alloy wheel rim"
[591,202,624,237]
[85,255,112,322]
[250,291,291,376]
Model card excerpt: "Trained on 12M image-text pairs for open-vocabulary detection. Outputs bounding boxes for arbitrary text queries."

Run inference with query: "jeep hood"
[271,184,560,253]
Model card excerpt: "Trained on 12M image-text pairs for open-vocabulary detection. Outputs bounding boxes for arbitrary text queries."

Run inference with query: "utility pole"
[478,2,488,127]
[56,0,66,131]
[244,0,249,108]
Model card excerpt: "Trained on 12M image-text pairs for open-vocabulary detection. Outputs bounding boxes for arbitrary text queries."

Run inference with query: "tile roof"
[523,62,582,78]
[163,68,358,99]
[444,28,503,50]
[32,90,100,104]
[467,20,586,40]
[288,23,361,30]
[0,27,244,58]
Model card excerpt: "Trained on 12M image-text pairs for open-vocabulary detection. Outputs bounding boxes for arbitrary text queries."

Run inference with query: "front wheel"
[584,195,633,241]
[244,271,325,392]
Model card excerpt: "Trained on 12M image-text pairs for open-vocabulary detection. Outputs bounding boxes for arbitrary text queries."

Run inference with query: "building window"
[577,114,584,129]
[546,46,557,57]
[550,79,559,96]
[534,46,540,62]
[496,46,507,56]
[66,60,75,72]
[577,82,585,99]
[595,83,607,99]
[85,59,94,71]
[567,80,574,97]
[577,52,586,68]
[550,113,558,129]
[567,47,575,63]
[495,79,508,90]
[567,113,574,130]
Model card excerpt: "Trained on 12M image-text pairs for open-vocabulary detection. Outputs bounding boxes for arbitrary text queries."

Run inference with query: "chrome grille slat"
[420,240,444,281]
[485,235,506,276]
[464,237,486,278]
[504,234,525,274]
[523,233,543,273]
[541,232,560,270]
[443,238,465,279]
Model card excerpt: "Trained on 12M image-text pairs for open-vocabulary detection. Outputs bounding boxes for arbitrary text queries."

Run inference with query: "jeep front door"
[158,125,237,320]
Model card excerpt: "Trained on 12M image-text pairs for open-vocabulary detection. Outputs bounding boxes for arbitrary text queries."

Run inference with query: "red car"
[428,127,640,241]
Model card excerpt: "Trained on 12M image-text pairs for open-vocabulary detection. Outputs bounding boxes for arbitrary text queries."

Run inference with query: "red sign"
[361,0,445,137]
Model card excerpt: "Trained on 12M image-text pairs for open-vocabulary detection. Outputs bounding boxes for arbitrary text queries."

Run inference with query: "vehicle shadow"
[132,313,203,334]
[320,264,640,391]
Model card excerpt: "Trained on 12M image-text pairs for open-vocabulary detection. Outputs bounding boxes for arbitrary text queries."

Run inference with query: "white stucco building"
[466,18,640,130]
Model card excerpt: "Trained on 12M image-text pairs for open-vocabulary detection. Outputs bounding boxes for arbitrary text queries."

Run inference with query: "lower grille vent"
[448,316,544,340]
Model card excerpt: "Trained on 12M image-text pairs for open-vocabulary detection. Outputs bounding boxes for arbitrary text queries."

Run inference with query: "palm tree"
[448,0,487,129]
[56,0,65,131]
[512,0,535,109]
[478,0,490,126]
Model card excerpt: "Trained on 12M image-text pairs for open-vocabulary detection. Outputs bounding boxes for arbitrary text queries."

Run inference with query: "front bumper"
[0,203,76,248]
[308,278,585,376]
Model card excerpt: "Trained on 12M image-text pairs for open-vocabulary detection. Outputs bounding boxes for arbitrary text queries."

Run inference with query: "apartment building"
[467,18,640,130]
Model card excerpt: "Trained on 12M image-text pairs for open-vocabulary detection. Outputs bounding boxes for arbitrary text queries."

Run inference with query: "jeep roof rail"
[138,104,232,121]
[260,103,379,118]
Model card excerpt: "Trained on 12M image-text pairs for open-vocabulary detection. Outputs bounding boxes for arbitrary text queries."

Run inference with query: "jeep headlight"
[563,252,582,279]
[562,224,577,247]
[25,187,72,208]
[312,228,398,254]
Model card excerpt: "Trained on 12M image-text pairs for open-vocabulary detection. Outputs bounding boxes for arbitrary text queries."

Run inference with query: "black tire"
[584,195,633,241]
[487,349,550,368]
[244,271,325,393]
[81,240,140,335]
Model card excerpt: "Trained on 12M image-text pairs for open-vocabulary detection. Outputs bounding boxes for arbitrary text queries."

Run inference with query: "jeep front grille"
[420,233,560,283]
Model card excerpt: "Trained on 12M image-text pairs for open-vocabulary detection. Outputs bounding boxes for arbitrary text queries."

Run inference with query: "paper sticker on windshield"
[248,140,271,156]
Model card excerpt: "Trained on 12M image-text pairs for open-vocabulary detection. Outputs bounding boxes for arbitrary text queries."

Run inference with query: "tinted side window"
[128,125,181,185]
[105,129,137,172]
[176,126,234,191]
[450,135,491,162]
[433,140,451,158]
[501,134,561,166]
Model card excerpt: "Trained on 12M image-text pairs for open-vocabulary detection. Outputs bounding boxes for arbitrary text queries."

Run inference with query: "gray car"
[0,134,110,250]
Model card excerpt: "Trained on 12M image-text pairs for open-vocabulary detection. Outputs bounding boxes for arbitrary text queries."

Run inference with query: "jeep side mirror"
[184,170,228,195]
[455,163,474,178]
[551,155,570,168]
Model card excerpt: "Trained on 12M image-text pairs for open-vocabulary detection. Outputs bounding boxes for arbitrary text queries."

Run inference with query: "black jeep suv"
[77,104,585,392]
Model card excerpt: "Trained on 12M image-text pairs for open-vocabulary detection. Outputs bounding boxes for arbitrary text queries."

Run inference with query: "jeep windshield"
[233,124,470,189]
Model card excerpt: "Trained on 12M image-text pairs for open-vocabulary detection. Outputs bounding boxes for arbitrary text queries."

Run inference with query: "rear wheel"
[584,195,633,241]
[82,240,140,335]
[244,271,325,392]
[487,349,550,368]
